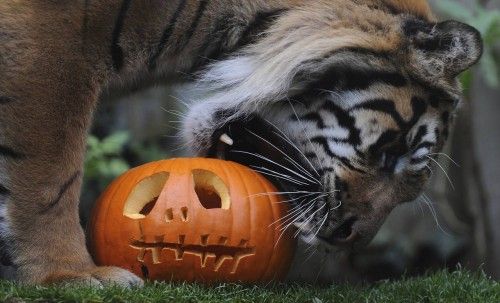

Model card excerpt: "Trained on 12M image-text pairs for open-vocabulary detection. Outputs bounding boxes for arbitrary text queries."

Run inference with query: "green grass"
[0,270,498,303]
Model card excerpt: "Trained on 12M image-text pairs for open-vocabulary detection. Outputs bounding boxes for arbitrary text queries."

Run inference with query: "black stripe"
[368,130,399,156]
[39,171,81,214]
[351,99,406,129]
[310,67,408,95]
[175,0,210,53]
[234,9,287,49]
[310,137,365,173]
[410,125,428,150]
[111,0,133,71]
[321,101,361,145]
[408,97,427,127]
[300,113,326,129]
[414,141,434,151]
[0,96,14,104]
[410,157,428,164]
[148,0,188,71]
[0,184,10,196]
[190,13,233,71]
[409,75,457,108]
[0,145,25,160]
[193,9,286,72]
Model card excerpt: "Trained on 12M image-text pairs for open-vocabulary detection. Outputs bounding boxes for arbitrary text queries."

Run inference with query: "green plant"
[434,0,500,88]
[84,131,131,188]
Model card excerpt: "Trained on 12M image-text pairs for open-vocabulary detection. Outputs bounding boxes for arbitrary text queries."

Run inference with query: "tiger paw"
[42,266,144,288]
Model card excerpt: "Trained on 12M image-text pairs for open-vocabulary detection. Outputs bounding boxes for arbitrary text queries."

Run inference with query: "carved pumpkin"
[89,158,296,283]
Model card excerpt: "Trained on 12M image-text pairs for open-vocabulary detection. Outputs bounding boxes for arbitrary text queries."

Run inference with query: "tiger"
[0,0,482,286]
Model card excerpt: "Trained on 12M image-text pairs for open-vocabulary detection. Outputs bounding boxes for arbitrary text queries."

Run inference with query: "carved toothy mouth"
[130,234,256,274]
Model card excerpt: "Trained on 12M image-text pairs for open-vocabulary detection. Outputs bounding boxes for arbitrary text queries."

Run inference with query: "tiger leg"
[0,68,142,287]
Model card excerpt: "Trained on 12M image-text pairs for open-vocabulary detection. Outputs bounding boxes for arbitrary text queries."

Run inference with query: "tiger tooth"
[219,133,234,146]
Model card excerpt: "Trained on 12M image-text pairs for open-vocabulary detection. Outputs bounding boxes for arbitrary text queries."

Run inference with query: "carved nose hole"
[165,208,173,222]
[123,172,169,219]
[192,169,230,210]
[181,207,189,222]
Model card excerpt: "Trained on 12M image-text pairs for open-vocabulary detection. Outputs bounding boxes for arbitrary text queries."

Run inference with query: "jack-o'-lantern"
[89,158,296,283]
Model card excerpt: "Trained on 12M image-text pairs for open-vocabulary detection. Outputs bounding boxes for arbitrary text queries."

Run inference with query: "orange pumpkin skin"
[89,158,296,283]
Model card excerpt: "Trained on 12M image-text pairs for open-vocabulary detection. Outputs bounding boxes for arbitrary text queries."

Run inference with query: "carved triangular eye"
[192,169,230,210]
[123,172,170,219]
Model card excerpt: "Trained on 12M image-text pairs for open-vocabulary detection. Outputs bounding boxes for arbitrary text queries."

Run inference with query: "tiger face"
[183,8,482,250]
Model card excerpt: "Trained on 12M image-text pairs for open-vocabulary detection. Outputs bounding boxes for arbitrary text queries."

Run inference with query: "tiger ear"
[404,19,483,78]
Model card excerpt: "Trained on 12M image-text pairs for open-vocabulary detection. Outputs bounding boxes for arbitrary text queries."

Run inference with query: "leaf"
[100,132,130,154]
[87,135,99,148]
[107,159,130,177]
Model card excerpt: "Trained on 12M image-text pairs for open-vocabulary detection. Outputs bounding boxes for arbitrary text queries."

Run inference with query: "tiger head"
[182,1,482,250]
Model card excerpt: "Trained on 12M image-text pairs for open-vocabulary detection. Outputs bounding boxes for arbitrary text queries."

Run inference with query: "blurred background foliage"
[77,0,500,283]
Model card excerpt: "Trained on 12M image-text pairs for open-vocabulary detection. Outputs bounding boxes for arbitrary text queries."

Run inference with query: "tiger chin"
[0,0,482,286]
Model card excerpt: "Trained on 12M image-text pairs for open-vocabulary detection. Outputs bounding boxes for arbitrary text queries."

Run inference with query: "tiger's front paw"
[42,266,144,288]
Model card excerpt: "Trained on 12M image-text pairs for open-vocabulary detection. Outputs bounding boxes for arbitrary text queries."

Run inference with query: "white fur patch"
[328,141,356,159]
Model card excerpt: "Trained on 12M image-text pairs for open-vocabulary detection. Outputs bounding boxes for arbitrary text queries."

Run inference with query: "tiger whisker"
[251,165,310,185]
[278,205,313,242]
[273,192,321,204]
[425,164,434,177]
[244,129,321,185]
[420,193,451,236]
[314,212,329,238]
[275,203,314,247]
[287,99,324,172]
[248,191,323,198]
[331,199,342,210]
[428,152,460,167]
[270,199,310,227]
[286,195,328,233]
[426,155,455,190]
[415,197,426,216]
[167,94,191,109]
[231,149,316,186]
[251,166,310,186]
[161,107,187,118]
[277,195,324,230]
[277,195,328,230]
[284,157,319,184]
[264,118,321,178]
[294,204,326,239]
[268,198,314,227]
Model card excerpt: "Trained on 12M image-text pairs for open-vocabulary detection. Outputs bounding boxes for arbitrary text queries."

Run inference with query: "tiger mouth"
[207,115,320,197]
[207,115,329,239]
